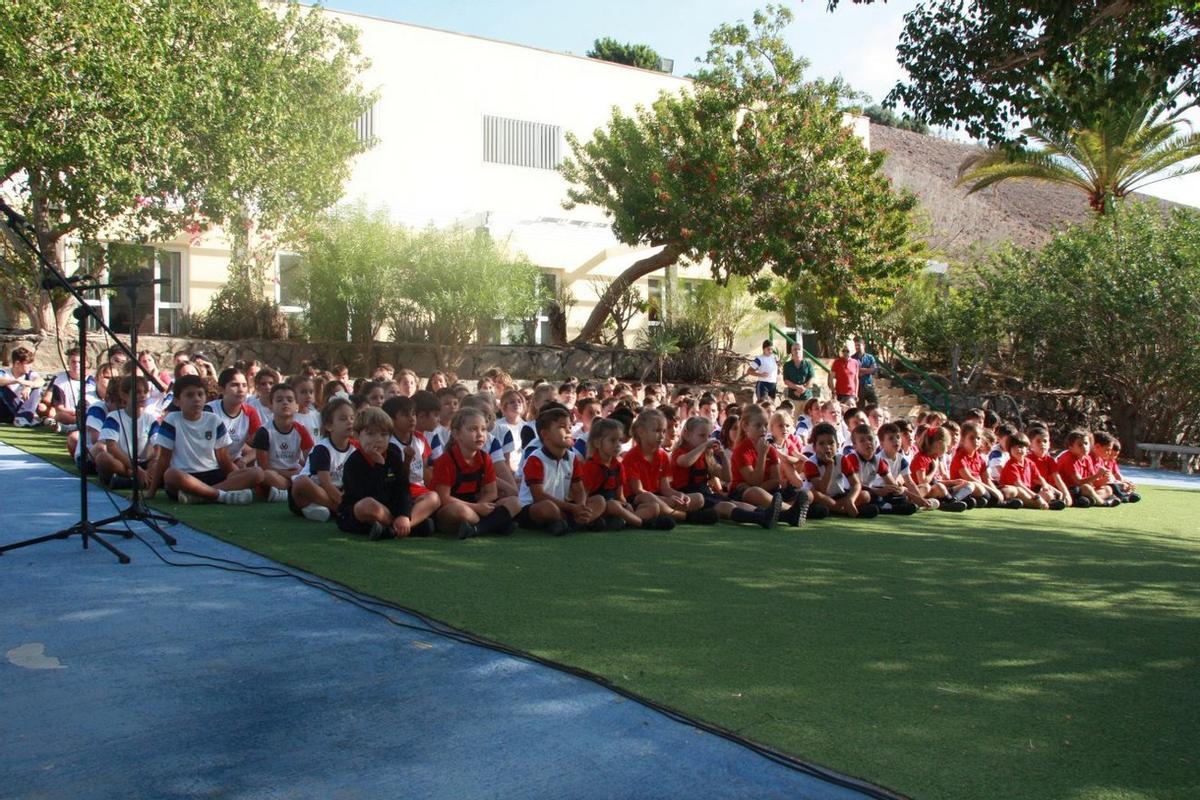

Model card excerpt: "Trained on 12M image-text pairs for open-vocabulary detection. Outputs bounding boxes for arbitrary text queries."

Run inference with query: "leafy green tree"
[829,1,1200,143]
[0,0,372,335]
[562,6,925,345]
[637,325,681,386]
[587,37,664,71]
[300,204,408,348]
[388,227,543,370]
[957,66,1200,214]
[861,104,929,135]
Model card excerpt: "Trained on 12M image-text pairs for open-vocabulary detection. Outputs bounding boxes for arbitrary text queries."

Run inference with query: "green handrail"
[868,338,951,415]
[767,322,828,375]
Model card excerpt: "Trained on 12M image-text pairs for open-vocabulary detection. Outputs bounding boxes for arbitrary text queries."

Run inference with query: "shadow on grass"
[3,425,1198,800]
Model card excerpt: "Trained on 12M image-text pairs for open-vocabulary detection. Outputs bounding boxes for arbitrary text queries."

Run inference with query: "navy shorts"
[166,469,226,500]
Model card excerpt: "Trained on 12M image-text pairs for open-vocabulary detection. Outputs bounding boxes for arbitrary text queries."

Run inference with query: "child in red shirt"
[950,422,1020,509]
[432,408,521,538]
[1092,432,1141,503]
[999,433,1067,510]
[910,426,968,512]
[1055,429,1117,507]
[671,416,779,528]
[732,404,810,526]
[1027,426,1073,507]
[622,409,717,526]
[580,418,667,530]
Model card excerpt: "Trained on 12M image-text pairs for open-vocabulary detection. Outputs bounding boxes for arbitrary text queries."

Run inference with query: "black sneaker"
[605,517,627,531]
[807,503,831,521]
[1003,498,1023,510]
[962,496,977,510]
[858,504,880,519]
[1104,497,1122,508]
[587,518,607,531]
[939,499,968,512]
[1048,499,1067,510]
[548,520,569,537]
[1127,492,1141,503]
[108,475,133,491]
[500,520,517,536]
[782,489,813,528]
[686,508,720,525]
[653,515,677,531]
[893,502,918,516]
[456,522,477,540]
[411,519,435,537]
[368,522,391,541]
[1074,496,1092,509]
[762,493,783,529]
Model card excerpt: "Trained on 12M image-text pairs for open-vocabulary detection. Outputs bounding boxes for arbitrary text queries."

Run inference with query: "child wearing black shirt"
[337,406,413,541]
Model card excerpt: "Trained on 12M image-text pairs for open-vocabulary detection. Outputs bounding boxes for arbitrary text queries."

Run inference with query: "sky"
[322,0,1199,208]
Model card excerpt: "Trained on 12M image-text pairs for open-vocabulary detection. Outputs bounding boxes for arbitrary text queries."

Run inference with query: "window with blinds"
[355,104,375,144]
[482,115,562,170]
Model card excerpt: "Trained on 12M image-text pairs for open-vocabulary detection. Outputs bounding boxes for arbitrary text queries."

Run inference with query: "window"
[647,277,667,325]
[276,252,305,313]
[533,272,557,344]
[76,243,184,335]
[487,270,559,345]
[355,103,375,144]
[483,115,562,170]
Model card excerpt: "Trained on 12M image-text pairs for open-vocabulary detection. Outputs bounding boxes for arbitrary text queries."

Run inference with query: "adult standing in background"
[852,335,878,406]
[782,341,815,401]
[829,342,859,406]
[748,340,779,401]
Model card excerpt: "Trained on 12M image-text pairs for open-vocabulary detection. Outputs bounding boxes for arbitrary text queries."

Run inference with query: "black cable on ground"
[88,473,906,800]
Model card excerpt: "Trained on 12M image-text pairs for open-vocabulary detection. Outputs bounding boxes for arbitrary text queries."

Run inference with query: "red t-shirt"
[999,457,1039,489]
[1093,452,1123,481]
[1029,452,1059,484]
[432,443,495,500]
[670,446,712,491]
[621,446,670,496]
[729,437,780,490]
[950,447,988,482]
[579,454,624,496]
[1055,450,1093,488]
[910,452,940,483]
[830,357,860,397]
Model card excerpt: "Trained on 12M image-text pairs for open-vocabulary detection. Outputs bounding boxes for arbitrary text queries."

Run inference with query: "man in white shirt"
[747,340,779,401]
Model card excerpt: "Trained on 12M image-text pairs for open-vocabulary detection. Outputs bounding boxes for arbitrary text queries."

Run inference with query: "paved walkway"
[0,443,884,800]
[1121,465,1200,492]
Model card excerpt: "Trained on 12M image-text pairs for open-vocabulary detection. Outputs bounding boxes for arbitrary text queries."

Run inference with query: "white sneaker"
[301,504,331,522]
[178,491,203,505]
[267,487,289,503]
[218,489,254,505]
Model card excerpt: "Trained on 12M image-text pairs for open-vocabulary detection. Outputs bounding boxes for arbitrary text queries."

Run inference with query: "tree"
[828,1,1200,143]
[861,104,929,135]
[300,204,408,348]
[587,37,664,71]
[562,6,925,345]
[637,326,680,386]
[587,277,645,348]
[687,276,757,352]
[387,227,543,370]
[957,65,1200,214]
[0,0,373,336]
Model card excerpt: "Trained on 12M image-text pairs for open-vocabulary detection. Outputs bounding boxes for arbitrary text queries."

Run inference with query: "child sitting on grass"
[290,397,356,522]
[95,376,158,491]
[909,426,968,512]
[578,417,656,531]
[874,422,938,511]
[803,422,878,519]
[516,407,604,536]
[732,404,811,526]
[622,409,719,527]
[458,394,518,498]
[292,374,321,436]
[1056,429,1117,508]
[671,416,780,529]
[843,424,916,515]
[431,407,521,539]
[337,406,413,540]
[999,432,1067,510]
[206,368,261,469]
[1091,432,1141,503]
[383,394,442,535]
[151,375,260,505]
[951,422,1022,509]
[252,382,314,503]
[245,366,279,425]
[1026,425,1074,507]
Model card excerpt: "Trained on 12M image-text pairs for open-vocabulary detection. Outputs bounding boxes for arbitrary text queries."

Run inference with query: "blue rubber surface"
[0,442,883,800]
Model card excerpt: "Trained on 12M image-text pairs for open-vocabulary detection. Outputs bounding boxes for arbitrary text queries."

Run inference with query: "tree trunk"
[571,244,682,345]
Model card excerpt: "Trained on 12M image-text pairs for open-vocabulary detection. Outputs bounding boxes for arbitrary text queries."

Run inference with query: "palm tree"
[957,68,1200,214]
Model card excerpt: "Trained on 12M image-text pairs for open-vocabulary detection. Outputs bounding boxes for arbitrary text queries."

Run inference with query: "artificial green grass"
[3,425,1198,800]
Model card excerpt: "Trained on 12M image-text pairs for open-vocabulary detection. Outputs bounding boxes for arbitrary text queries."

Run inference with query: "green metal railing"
[868,338,951,415]
[767,323,828,375]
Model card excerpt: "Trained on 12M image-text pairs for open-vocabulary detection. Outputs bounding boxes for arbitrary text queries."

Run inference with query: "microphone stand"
[0,200,175,562]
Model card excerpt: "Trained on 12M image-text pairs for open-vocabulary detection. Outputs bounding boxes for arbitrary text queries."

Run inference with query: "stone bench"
[1137,443,1200,474]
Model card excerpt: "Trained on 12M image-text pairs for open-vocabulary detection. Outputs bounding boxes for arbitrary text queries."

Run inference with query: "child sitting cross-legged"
[731,404,811,526]
[576,417,652,531]
[206,368,261,469]
[1026,425,1074,507]
[289,396,356,522]
[1056,429,1118,508]
[670,415,780,528]
[458,393,519,498]
[998,432,1067,510]
[337,406,413,540]
[951,422,1023,509]
[431,407,521,539]
[95,376,159,491]
[252,382,315,503]
[382,395,442,535]
[1091,432,1141,503]
[843,424,916,515]
[150,375,262,505]
[622,409,719,528]
[909,425,969,512]
[516,407,604,536]
[803,422,878,519]
[874,422,938,511]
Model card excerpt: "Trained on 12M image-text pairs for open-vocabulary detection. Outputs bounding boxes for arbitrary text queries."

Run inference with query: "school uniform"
[390,432,431,496]
[621,446,671,498]
[154,409,233,497]
[579,454,624,501]
[251,419,313,474]
[516,446,582,526]
[432,443,496,502]
[98,409,158,468]
[728,438,780,500]
[999,457,1041,491]
[337,443,412,535]
[206,399,262,461]
[801,454,850,498]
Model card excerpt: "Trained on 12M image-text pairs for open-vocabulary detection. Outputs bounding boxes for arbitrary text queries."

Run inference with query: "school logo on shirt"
[204,431,213,440]
[281,442,290,451]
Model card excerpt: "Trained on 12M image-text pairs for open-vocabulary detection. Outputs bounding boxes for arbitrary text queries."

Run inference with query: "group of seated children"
[9,346,1142,540]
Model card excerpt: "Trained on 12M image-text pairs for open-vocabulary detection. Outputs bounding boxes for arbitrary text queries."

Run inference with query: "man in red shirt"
[829,343,860,405]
